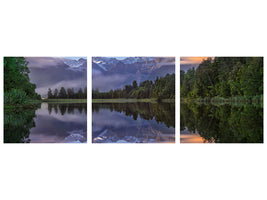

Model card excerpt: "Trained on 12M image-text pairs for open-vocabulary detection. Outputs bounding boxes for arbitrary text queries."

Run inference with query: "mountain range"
[26,57,87,97]
[92,57,175,92]
[180,64,198,72]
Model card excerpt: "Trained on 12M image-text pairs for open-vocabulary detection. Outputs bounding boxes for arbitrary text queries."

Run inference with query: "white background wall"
[0,0,266,200]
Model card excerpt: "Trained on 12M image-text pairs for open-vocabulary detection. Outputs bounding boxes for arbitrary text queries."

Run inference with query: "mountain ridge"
[26,57,87,97]
[92,57,175,92]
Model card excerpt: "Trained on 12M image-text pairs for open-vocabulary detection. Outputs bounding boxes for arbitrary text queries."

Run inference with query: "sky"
[180,57,209,65]
[25,57,87,97]
[26,57,86,68]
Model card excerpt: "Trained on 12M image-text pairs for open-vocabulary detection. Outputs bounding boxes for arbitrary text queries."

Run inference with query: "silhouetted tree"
[59,87,67,99]
[53,88,58,99]
[47,88,53,99]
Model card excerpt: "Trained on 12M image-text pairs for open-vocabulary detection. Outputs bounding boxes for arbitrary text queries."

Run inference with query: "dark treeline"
[180,103,263,143]
[4,57,41,105]
[93,73,175,100]
[47,87,87,99]
[181,57,263,101]
[93,102,175,128]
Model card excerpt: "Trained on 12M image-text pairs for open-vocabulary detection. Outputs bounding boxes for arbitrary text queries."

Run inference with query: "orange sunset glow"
[180,134,205,143]
[180,57,210,65]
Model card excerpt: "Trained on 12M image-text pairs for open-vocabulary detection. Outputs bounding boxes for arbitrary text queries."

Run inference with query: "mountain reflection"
[180,103,263,143]
[92,102,175,128]
[92,102,175,143]
[4,103,87,143]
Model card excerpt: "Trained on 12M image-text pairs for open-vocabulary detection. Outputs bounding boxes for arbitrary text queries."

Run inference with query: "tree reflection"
[180,103,263,143]
[47,103,86,115]
[4,103,87,143]
[4,104,41,143]
[92,102,175,128]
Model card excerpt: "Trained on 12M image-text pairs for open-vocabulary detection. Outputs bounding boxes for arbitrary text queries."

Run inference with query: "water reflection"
[4,103,87,143]
[180,103,263,143]
[92,102,175,143]
[4,104,41,143]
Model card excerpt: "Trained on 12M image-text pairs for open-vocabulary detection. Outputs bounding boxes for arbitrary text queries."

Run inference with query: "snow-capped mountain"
[120,57,155,64]
[92,57,175,92]
[92,57,174,73]
[63,58,87,72]
[26,57,87,97]
[92,57,156,66]
[180,64,198,72]
[92,57,119,71]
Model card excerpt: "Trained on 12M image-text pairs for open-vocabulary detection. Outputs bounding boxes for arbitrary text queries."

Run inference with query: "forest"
[180,57,263,103]
[47,87,87,99]
[4,57,41,106]
[92,73,175,100]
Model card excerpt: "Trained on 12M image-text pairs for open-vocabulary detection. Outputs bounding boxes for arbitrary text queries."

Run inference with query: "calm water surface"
[180,103,263,143]
[4,103,87,143]
[92,102,175,143]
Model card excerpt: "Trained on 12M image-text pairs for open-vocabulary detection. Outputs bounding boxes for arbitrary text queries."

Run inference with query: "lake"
[180,103,263,143]
[92,102,175,143]
[4,103,87,143]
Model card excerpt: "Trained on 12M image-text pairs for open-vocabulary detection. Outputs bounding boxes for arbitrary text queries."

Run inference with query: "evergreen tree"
[180,57,263,99]
[53,88,58,99]
[59,87,67,98]
[47,88,53,99]
[77,88,83,99]
[92,73,175,100]
[84,87,87,99]
[4,57,40,104]
[133,80,137,89]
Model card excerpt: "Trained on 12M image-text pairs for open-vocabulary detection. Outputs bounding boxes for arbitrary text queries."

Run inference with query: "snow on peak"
[63,58,87,72]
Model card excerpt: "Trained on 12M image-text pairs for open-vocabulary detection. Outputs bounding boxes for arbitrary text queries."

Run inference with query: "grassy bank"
[42,99,87,103]
[92,98,175,103]
[4,100,42,112]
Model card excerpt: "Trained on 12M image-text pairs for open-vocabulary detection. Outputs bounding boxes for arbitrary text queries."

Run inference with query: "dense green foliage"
[180,57,263,100]
[4,57,41,105]
[47,87,87,99]
[93,73,175,100]
[180,103,263,143]
[4,89,28,105]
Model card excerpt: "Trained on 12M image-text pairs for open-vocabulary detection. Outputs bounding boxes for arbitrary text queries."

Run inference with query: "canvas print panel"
[180,57,263,143]
[92,57,175,143]
[4,57,87,143]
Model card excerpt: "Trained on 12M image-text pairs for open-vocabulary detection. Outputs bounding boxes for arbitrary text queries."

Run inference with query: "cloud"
[25,57,63,68]
[26,57,86,68]
[64,57,87,60]
[180,57,210,65]
[36,79,87,96]
[93,109,133,129]
[92,74,130,92]
[25,57,87,97]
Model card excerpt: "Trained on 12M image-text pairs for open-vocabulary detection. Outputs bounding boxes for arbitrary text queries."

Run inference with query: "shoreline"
[92,98,175,103]
[181,96,263,107]
[42,99,87,103]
